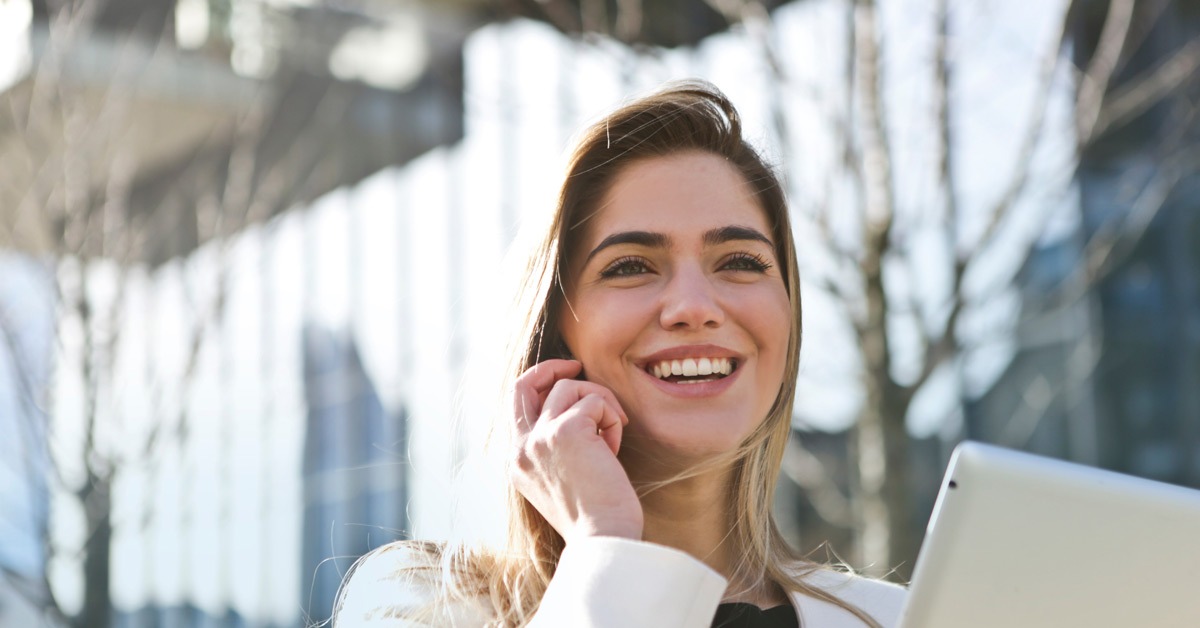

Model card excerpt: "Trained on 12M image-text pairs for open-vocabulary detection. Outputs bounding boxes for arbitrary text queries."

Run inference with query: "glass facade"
[0,254,56,626]
[300,325,406,624]
[974,1,1200,490]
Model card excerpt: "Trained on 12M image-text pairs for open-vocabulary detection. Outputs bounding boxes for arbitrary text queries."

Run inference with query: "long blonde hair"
[335,80,879,627]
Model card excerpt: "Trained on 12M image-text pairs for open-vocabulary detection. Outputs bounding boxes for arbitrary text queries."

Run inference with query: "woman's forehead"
[580,152,772,246]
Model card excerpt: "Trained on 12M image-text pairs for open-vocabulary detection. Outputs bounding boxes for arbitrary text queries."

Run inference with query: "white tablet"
[899,441,1200,628]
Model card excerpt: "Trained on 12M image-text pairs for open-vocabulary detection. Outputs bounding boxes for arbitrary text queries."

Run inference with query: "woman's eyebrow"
[583,230,669,266]
[703,225,774,247]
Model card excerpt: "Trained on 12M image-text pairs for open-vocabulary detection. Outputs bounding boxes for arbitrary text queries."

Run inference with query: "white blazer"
[336,537,907,627]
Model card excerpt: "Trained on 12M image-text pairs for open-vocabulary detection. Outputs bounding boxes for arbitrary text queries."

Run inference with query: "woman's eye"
[722,253,772,273]
[599,257,651,278]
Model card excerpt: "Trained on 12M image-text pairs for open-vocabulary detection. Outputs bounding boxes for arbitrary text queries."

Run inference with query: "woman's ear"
[535,336,574,362]
[555,337,575,361]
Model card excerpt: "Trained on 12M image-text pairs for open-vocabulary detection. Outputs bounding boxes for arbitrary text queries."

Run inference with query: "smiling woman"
[333,81,906,627]
[559,151,793,464]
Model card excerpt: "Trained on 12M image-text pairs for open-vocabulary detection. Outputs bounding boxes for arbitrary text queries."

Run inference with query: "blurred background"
[1,0,1198,625]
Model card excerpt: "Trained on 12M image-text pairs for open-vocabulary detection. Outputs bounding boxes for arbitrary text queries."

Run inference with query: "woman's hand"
[509,359,644,543]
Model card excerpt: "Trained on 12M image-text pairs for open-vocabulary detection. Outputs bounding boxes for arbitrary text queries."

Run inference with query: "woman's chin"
[618,420,751,471]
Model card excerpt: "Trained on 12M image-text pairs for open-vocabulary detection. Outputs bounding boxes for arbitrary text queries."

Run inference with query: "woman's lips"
[635,344,745,396]
[638,358,742,397]
[647,357,736,379]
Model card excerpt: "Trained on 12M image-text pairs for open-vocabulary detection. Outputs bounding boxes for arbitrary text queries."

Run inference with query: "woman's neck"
[632,464,785,609]
[638,469,732,571]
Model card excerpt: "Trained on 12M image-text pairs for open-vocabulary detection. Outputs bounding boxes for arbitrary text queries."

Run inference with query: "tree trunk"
[78,475,112,628]
[854,253,918,579]
[852,360,891,576]
[881,384,916,578]
[74,264,112,628]
[851,0,917,578]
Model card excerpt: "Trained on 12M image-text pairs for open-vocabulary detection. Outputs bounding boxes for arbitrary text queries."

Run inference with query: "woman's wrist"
[568,516,644,543]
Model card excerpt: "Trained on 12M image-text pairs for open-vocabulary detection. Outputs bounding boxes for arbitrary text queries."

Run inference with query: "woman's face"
[558,151,792,461]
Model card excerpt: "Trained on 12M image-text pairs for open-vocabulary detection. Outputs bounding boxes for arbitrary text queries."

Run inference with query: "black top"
[711,602,800,628]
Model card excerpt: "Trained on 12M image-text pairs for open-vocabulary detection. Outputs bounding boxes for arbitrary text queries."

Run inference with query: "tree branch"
[933,0,954,233]
[853,0,896,243]
[1075,0,1136,145]
[1092,38,1200,139]
[997,333,1102,448]
[781,436,853,528]
[967,1,1072,263]
[916,2,1079,402]
[907,260,965,402]
[1084,148,1198,280]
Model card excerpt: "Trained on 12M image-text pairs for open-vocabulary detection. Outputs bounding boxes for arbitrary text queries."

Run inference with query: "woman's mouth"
[646,357,737,385]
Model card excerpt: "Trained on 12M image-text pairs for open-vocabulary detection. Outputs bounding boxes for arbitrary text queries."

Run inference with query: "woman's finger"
[511,359,583,436]
[540,378,629,427]
[591,396,625,455]
[549,393,626,455]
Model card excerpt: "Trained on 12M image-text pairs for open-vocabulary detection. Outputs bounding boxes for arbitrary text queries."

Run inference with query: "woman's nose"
[659,266,725,330]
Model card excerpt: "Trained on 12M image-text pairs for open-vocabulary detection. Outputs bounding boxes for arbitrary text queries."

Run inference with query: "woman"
[334,81,906,627]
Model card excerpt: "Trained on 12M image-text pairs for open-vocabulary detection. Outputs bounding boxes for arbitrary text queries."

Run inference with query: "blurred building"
[2,0,468,262]
[12,0,1197,624]
[301,326,407,624]
[116,605,247,628]
[0,256,58,626]
[3,0,473,625]
[8,0,814,623]
[1078,0,1200,487]
[970,1,1200,488]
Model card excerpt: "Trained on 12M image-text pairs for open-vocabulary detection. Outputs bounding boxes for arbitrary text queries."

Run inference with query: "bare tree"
[685,0,1200,577]
[712,0,1195,578]
[815,0,1193,576]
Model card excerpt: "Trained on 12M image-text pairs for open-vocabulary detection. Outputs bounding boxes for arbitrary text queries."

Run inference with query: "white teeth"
[648,357,736,380]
